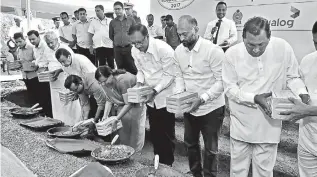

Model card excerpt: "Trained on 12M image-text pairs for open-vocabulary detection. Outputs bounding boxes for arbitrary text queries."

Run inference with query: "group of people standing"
[7,1,317,177]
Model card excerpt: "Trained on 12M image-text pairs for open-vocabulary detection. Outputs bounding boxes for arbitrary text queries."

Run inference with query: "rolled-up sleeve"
[222,53,256,106]
[153,46,175,93]
[284,43,308,96]
[200,47,224,102]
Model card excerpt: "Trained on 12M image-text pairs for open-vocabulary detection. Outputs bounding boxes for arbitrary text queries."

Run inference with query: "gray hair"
[44,31,58,42]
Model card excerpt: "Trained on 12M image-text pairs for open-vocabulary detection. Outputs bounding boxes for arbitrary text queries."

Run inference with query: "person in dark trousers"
[13,32,39,105]
[72,8,94,64]
[27,30,53,117]
[88,5,114,68]
[175,15,225,177]
[109,1,137,75]
[129,24,184,166]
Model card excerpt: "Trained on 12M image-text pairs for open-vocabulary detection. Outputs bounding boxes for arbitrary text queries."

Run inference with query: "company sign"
[227,2,317,31]
[157,0,195,10]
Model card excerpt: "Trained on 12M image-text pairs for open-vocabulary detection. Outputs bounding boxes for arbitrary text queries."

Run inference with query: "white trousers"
[298,141,317,177]
[230,137,278,177]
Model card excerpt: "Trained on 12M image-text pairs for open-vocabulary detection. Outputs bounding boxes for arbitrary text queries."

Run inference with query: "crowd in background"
[1,1,317,177]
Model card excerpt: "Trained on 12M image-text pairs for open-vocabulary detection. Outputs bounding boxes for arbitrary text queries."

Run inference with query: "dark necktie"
[213,19,222,44]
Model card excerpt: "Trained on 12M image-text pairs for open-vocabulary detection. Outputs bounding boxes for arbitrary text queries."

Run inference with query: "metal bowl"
[47,126,85,138]
[9,107,39,119]
[91,145,135,165]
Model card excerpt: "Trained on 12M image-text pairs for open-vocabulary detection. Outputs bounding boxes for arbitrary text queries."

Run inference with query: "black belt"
[115,44,131,48]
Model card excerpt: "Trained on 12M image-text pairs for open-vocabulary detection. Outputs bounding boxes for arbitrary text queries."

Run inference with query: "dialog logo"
[290,6,300,19]
[157,0,195,10]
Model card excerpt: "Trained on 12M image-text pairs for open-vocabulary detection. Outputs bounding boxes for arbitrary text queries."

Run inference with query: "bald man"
[174,15,225,177]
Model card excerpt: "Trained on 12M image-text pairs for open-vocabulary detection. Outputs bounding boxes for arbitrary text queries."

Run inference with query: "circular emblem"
[157,0,195,10]
[233,9,243,25]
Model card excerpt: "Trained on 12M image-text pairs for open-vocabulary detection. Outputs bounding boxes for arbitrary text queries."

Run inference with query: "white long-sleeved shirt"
[299,51,317,151]
[174,37,225,116]
[222,37,308,143]
[204,17,237,45]
[61,48,96,77]
[132,37,181,109]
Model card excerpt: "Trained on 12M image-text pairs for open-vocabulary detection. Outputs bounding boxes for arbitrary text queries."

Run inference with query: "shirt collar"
[218,17,227,21]
[36,40,44,49]
[78,19,89,24]
[185,36,202,52]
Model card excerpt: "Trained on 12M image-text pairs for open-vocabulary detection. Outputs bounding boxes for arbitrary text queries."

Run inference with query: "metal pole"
[26,0,31,31]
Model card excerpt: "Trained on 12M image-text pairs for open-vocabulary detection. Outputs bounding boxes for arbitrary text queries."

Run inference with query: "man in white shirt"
[129,24,182,166]
[88,5,114,68]
[174,15,225,177]
[280,21,317,177]
[204,1,237,52]
[27,30,52,118]
[59,12,76,53]
[72,8,94,64]
[146,14,164,40]
[9,17,24,39]
[222,16,310,177]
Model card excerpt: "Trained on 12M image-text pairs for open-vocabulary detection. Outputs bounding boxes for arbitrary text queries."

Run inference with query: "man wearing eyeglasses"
[54,47,96,78]
[129,24,183,166]
[109,1,137,75]
[64,73,106,124]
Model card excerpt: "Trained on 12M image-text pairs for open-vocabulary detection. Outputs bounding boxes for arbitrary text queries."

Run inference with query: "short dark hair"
[312,21,317,34]
[95,66,126,80]
[27,30,40,37]
[64,75,82,89]
[161,15,166,19]
[242,16,271,39]
[114,1,124,8]
[60,12,69,17]
[147,14,154,19]
[13,32,25,40]
[128,24,149,36]
[95,5,104,11]
[55,48,71,59]
[74,10,78,14]
[216,1,227,8]
[78,8,86,13]
[165,15,173,21]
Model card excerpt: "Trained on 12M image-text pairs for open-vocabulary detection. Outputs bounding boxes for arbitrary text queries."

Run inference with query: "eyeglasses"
[132,36,147,47]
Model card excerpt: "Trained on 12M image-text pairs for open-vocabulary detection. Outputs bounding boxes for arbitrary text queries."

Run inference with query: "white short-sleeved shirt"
[88,17,113,49]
